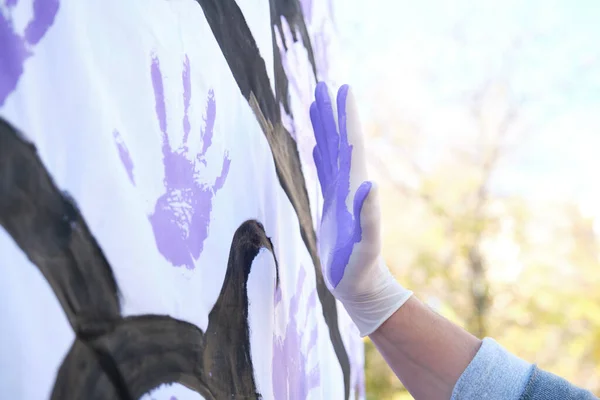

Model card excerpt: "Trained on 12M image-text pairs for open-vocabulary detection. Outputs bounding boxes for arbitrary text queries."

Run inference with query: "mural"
[272,264,320,399]
[1,115,276,399]
[0,0,364,398]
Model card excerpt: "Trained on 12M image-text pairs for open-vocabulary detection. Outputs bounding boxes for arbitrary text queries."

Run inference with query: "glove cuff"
[340,275,413,337]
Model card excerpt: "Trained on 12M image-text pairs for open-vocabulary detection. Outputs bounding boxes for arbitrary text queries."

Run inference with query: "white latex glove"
[309,82,413,337]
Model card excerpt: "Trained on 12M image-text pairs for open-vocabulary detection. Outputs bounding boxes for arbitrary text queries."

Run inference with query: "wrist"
[370,296,482,399]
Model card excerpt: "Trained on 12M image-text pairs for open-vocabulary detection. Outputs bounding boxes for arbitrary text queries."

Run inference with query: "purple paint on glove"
[310,82,372,288]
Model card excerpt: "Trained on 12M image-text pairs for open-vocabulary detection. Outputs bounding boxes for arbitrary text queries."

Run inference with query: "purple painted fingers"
[309,82,372,288]
[309,82,413,337]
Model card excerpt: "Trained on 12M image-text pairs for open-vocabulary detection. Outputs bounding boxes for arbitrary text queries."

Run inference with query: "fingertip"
[353,180,373,218]
[353,181,380,242]
[309,101,318,119]
[315,81,328,95]
[315,81,332,106]
[337,84,350,112]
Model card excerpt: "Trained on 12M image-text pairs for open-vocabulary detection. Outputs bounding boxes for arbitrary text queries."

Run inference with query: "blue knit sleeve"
[451,338,598,400]
[520,366,598,399]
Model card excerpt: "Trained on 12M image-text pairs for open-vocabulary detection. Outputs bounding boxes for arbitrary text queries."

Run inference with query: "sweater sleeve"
[451,338,533,400]
[451,338,598,400]
[520,366,598,399]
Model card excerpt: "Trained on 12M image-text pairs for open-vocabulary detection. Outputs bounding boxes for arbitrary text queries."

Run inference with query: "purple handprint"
[0,0,60,106]
[113,55,230,270]
[149,55,230,269]
[310,83,372,288]
[273,265,320,399]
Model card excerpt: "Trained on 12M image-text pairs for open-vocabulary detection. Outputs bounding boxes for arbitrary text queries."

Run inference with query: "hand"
[310,82,413,336]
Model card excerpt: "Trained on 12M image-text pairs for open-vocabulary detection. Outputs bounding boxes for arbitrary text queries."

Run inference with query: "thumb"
[340,85,368,192]
[352,181,381,244]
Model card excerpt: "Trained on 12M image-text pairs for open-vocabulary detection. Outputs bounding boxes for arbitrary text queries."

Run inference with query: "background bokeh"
[331,0,600,397]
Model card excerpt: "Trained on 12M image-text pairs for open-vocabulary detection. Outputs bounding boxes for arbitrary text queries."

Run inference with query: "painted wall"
[0,0,364,398]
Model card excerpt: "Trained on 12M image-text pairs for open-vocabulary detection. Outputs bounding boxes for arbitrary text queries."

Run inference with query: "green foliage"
[366,170,600,397]
[364,339,412,400]
[365,115,600,397]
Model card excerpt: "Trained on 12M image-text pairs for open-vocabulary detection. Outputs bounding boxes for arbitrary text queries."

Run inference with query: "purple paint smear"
[347,324,366,398]
[312,27,332,83]
[0,0,60,106]
[112,54,230,269]
[310,83,372,287]
[112,130,135,185]
[149,55,231,269]
[299,0,313,22]
[275,18,321,195]
[273,265,320,399]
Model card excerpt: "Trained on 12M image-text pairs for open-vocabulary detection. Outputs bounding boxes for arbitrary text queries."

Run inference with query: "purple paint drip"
[348,323,366,397]
[273,266,320,399]
[310,83,372,287]
[147,56,231,269]
[274,285,282,305]
[213,156,231,190]
[112,130,135,185]
[0,0,59,106]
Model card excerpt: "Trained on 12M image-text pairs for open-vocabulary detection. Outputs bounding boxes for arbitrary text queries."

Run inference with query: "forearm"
[369,296,481,400]
[308,82,598,400]
[369,296,599,400]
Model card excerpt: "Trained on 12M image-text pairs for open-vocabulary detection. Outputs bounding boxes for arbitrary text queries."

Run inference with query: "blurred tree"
[364,339,409,400]
[371,74,524,338]
[359,33,600,399]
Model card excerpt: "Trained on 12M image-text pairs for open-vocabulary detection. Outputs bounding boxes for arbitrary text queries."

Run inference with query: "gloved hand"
[310,82,413,337]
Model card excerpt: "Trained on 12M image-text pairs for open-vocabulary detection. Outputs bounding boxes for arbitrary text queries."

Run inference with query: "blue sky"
[332,0,600,211]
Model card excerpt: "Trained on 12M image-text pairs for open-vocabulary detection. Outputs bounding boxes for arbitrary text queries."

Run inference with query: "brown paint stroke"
[52,316,214,400]
[0,117,278,399]
[0,118,121,329]
[194,1,351,396]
